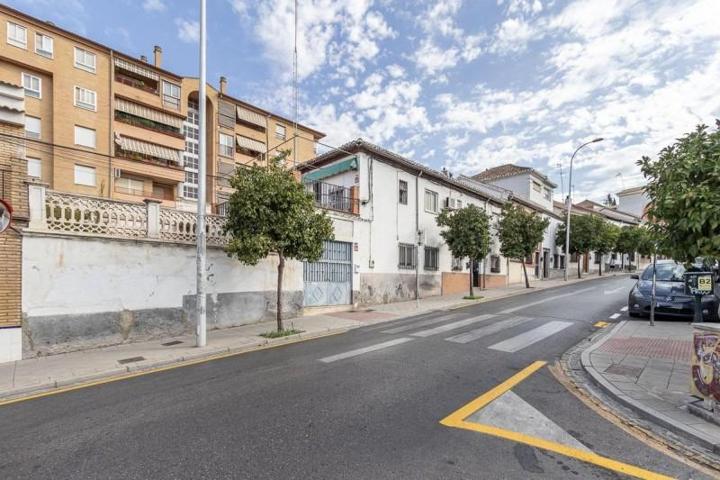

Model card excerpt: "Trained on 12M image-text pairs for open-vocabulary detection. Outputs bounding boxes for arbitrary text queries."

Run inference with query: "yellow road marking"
[0,330,346,408]
[594,321,609,328]
[440,361,674,480]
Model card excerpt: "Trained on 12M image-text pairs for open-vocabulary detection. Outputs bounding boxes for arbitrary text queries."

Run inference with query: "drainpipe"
[108,50,115,199]
[415,171,423,303]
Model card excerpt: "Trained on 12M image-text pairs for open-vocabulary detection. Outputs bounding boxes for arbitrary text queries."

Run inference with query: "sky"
[8,0,720,202]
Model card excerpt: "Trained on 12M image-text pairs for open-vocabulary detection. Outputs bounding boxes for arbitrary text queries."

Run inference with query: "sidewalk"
[581,319,720,451]
[1,272,618,402]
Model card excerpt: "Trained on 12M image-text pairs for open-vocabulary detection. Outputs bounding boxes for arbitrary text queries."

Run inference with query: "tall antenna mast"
[557,162,564,199]
[293,0,298,167]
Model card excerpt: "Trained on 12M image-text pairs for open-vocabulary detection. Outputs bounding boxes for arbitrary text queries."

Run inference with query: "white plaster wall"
[618,192,648,218]
[23,235,302,317]
[0,327,21,362]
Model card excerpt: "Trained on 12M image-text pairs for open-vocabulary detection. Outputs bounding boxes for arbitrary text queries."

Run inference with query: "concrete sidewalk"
[581,319,720,451]
[1,272,619,402]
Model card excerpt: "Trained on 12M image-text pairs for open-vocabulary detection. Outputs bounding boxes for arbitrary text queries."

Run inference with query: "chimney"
[219,76,227,94]
[140,55,148,63]
[153,45,162,68]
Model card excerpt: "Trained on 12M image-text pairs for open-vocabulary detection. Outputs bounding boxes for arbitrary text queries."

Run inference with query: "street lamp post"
[195,0,207,347]
[563,137,604,281]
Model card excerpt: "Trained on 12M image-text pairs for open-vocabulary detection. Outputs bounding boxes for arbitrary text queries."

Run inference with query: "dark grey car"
[628,261,719,321]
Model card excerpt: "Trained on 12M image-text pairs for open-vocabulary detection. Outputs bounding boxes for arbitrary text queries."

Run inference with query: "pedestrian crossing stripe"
[440,361,674,480]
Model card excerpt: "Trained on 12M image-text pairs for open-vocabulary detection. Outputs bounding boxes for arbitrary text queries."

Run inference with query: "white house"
[616,185,649,219]
[297,139,511,307]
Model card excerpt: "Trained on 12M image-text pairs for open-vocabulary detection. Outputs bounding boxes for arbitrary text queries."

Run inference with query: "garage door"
[304,240,352,306]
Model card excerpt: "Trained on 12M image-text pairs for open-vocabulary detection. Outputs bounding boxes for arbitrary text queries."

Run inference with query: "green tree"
[497,204,549,288]
[594,219,620,276]
[436,204,491,298]
[638,122,720,264]
[556,214,597,279]
[615,226,643,270]
[223,153,334,332]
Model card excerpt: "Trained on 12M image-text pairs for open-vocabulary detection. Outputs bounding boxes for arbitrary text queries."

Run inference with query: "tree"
[638,121,720,264]
[615,226,642,270]
[223,153,334,332]
[594,219,620,276]
[436,204,491,298]
[497,204,549,288]
[556,214,597,279]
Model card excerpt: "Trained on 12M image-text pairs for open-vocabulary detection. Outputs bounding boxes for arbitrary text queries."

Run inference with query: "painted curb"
[579,321,720,452]
[0,327,351,402]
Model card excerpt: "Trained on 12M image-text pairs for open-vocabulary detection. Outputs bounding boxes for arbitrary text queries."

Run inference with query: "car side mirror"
[630,274,639,280]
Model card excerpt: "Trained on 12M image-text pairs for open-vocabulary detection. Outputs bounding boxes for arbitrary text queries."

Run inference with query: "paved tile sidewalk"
[1,272,618,401]
[582,319,720,450]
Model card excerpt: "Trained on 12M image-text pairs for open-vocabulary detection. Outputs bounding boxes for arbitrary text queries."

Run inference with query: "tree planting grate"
[161,340,184,346]
[117,356,146,365]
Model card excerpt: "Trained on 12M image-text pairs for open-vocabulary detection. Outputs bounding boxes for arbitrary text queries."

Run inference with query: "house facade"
[616,185,649,220]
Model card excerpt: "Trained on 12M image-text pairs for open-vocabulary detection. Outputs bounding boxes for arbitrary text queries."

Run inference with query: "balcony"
[115,111,184,139]
[114,184,176,202]
[306,181,359,215]
[115,73,158,95]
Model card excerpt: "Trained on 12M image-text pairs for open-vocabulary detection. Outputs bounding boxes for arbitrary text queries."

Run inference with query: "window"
[532,181,542,193]
[398,179,408,205]
[21,73,41,98]
[490,255,501,273]
[451,256,464,271]
[398,243,416,270]
[74,47,96,73]
[219,133,234,157]
[74,86,97,111]
[35,33,53,58]
[275,123,286,140]
[183,171,198,199]
[544,188,551,201]
[184,153,198,170]
[594,252,602,264]
[74,125,96,148]
[26,157,41,178]
[457,199,463,209]
[115,177,145,195]
[424,189,438,213]
[7,22,27,48]
[162,81,180,109]
[74,165,96,186]
[25,116,41,139]
[424,247,439,271]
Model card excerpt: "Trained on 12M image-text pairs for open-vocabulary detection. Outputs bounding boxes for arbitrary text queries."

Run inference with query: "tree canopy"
[594,219,620,275]
[223,154,334,330]
[638,122,720,264]
[436,204,491,297]
[556,214,597,278]
[497,204,549,288]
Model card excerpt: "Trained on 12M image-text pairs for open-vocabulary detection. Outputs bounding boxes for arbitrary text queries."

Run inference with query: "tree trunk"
[522,260,530,288]
[276,253,285,332]
[621,255,625,271]
[468,259,474,298]
[598,255,602,276]
[577,254,582,279]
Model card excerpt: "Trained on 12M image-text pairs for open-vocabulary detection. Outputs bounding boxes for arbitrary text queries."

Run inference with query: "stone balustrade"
[27,185,228,247]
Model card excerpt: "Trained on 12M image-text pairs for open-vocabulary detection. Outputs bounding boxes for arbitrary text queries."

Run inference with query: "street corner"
[439,361,677,480]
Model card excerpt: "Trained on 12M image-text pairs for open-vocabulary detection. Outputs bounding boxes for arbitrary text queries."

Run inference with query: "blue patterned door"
[304,241,352,306]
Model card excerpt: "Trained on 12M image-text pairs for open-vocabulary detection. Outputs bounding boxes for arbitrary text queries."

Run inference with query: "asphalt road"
[0,275,711,479]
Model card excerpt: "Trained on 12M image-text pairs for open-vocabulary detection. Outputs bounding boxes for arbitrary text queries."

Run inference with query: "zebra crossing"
[318,312,576,363]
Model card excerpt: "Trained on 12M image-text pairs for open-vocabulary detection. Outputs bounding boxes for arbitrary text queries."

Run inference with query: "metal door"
[303,240,352,306]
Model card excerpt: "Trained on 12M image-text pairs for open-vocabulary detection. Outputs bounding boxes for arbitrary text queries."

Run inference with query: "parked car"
[628,260,719,321]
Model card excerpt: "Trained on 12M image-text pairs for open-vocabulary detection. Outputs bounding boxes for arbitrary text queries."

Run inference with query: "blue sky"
[8,0,720,202]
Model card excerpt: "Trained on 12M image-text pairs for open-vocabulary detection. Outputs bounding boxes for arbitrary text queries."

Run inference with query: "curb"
[0,326,350,404]
[579,320,720,453]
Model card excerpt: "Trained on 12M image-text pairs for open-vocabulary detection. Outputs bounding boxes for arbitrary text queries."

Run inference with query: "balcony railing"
[305,181,359,215]
[115,73,158,94]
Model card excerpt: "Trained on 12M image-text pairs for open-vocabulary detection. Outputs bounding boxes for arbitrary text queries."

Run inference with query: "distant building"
[616,185,649,219]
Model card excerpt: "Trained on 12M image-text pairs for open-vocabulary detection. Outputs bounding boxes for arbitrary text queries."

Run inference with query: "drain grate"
[117,356,146,365]
[161,340,184,346]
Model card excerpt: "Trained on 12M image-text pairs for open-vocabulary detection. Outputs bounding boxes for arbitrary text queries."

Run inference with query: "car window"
[641,263,686,282]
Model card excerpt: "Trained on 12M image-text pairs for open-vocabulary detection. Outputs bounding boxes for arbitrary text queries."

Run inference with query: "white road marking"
[381,313,462,334]
[620,306,628,312]
[603,287,624,295]
[318,338,414,363]
[499,287,595,314]
[609,313,621,319]
[445,316,533,344]
[410,314,496,338]
[489,321,573,352]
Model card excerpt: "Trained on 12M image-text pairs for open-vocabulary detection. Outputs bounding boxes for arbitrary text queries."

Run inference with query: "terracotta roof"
[471,163,558,188]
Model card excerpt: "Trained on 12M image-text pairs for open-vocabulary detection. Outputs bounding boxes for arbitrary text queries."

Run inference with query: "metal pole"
[195,0,207,347]
[650,252,656,327]
[563,138,604,281]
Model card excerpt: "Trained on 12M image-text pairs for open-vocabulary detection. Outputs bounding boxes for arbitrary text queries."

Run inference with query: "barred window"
[424,247,439,271]
[399,179,408,205]
[398,243,416,270]
[490,255,501,273]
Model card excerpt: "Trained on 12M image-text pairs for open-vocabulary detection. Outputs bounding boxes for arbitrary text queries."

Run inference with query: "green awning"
[302,157,357,183]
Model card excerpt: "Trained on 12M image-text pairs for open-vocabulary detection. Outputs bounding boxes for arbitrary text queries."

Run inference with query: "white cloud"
[142,0,166,13]
[386,64,404,78]
[489,18,538,54]
[228,0,248,16]
[175,18,199,43]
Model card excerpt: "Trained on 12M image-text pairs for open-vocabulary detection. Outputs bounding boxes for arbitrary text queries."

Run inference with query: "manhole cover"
[161,340,183,346]
[118,356,146,365]
[604,364,643,378]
